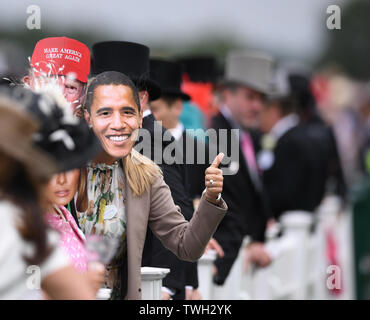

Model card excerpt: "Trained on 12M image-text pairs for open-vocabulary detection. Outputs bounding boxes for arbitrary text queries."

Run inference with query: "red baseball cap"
[30,37,90,83]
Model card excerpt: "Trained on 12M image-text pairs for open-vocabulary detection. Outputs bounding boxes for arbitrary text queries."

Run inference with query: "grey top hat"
[224,50,275,94]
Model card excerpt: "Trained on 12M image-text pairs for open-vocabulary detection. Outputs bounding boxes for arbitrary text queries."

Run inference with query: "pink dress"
[45,205,88,272]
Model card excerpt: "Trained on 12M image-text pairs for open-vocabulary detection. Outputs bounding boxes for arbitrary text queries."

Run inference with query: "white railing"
[197,249,217,300]
[141,267,170,300]
[97,266,170,300]
[198,195,355,300]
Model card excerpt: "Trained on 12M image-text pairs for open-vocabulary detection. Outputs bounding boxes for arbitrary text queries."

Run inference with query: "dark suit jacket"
[303,114,347,203]
[136,114,197,297]
[262,124,328,219]
[210,112,271,285]
[178,130,210,199]
[177,130,210,291]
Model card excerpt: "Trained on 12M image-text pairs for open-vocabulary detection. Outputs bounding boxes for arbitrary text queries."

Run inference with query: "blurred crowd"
[0,34,367,300]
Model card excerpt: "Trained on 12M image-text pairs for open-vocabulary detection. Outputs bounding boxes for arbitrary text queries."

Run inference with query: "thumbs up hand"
[204,153,224,205]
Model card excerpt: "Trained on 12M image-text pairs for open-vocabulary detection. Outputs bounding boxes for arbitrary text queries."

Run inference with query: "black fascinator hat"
[1,85,102,173]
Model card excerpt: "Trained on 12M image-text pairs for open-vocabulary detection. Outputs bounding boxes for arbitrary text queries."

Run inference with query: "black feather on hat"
[0,92,56,181]
[91,41,161,101]
[0,85,102,173]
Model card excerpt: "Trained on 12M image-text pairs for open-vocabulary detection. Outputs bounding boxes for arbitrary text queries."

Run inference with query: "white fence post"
[248,211,312,300]
[96,288,112,300]
[210,237,250,300]
[197,249,217,300]
[276,211,313,299]
[246,226,283,300]
[314,195,355,300]
[141,267,170,300]
[239,236,254,300]
[96,267,170,300]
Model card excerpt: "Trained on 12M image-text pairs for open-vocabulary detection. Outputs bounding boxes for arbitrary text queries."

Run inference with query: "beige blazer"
[124,174,227,299]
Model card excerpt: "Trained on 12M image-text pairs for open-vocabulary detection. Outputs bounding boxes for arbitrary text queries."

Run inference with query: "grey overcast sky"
[1,0,346,62]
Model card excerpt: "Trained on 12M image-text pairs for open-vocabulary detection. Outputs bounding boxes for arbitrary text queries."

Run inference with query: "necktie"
[241,131,258,174]
[240,131,262,190]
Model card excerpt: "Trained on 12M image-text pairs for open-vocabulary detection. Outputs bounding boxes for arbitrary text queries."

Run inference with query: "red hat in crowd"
[30,37,90,83]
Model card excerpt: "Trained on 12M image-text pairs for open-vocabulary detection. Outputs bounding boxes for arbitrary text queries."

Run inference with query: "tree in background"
[319,0,370,81]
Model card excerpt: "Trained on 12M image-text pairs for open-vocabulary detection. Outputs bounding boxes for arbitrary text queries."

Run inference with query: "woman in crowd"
[44,169,105,295]
[77,70,227,299]
[0,85,100,299]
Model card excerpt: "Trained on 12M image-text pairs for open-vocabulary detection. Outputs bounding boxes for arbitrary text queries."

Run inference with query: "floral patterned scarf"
[77,160,128,299]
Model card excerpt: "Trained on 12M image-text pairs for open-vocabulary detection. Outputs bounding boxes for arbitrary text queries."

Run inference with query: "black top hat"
[176,55,220,83]
[269,69,316,112]
[91,41,161,101]
[2,85,102,173]
[150,59,190,101]
[288,73,316,111]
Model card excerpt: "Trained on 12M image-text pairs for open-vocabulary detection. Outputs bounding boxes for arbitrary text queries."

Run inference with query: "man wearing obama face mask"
[23,36,90,116]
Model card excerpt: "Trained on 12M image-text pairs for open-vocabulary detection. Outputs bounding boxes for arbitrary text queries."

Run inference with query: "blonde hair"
[122,148,162,197]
